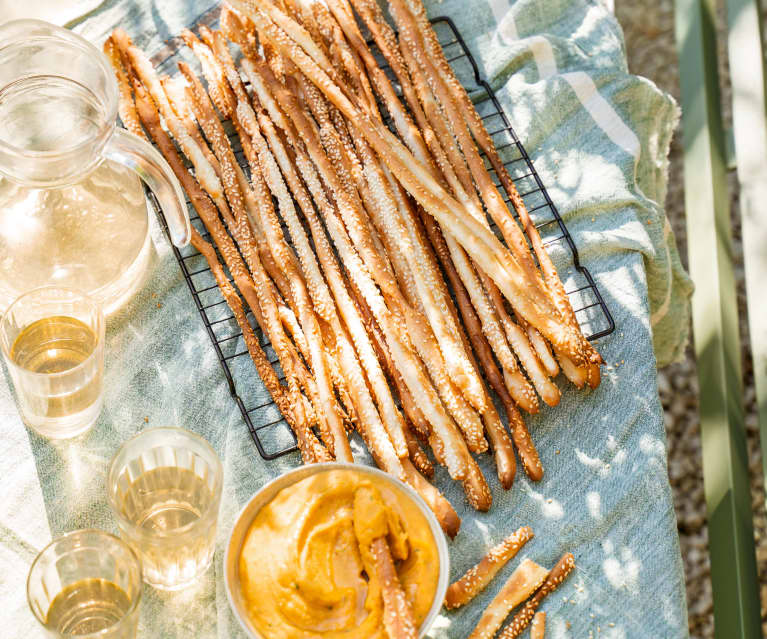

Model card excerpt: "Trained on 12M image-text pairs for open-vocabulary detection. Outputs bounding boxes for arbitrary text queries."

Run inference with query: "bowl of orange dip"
[224,463,449,639]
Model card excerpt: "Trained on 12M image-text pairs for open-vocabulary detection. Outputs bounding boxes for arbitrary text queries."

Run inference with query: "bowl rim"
[224,462,449,639]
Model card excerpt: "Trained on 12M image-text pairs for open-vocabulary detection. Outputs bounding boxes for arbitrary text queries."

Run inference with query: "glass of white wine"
[0,286,105,438]
[107,427,223,591]
[27,529,142,638]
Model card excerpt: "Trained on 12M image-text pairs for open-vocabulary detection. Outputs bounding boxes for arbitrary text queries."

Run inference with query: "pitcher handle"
[102,128,191,247]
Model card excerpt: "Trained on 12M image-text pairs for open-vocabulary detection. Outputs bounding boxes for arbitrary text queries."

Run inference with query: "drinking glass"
[107,427,223,590]
[0,286,105,438]
[27,529,142,639]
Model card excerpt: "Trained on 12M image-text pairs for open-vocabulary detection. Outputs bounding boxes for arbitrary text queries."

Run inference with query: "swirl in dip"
[238,468,440,638]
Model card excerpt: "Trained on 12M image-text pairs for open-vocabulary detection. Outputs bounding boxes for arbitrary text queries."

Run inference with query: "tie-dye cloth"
[0,1,692,638]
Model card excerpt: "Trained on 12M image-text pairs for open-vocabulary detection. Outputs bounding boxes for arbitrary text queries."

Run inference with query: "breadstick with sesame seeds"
[526,324,560,377]
[168,67,299,317]
[497,553,576,639]
[274,60,492,502]
[353,486,418,639]
[198,25,357,429]
[180,28,231,119]
[192,229,329,458]
[401,458,460,538]
[345,275,431,441]
[399,0,602,387]
[204,24,393,444]
[304,73,490,422]
[484,282,561,408]
[445,526,534,609]
[129,77,326,464]
[250,99,413,461]
[415,206,540,482]
[467,559,550,639]
[376,0,561,406]
[206,34,404,473]
[333,0,540,415]
[112,30,227,205]
[327,0,524,411]
[166,64,298,317]
[103,36,144,139]
[221,4,259,60]
[230,0,594,367]
[177,57,353,463]
[174,60,338,454]
[531,612,546,639]
[404,427,433,478]
[244,56,474,483]
[293,8,489,420]
[388,0,558,312]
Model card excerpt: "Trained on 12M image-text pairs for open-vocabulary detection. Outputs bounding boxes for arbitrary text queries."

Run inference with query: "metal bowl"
[224,462,450,639]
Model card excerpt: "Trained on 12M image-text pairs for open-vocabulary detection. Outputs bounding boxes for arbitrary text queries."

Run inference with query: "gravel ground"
[615,2,766,637]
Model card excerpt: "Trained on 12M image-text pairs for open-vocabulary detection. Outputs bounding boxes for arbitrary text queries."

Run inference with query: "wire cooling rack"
[147,12,615,460]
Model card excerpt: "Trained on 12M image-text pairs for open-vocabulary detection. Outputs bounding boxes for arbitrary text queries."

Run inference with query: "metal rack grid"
[147,13,615,461]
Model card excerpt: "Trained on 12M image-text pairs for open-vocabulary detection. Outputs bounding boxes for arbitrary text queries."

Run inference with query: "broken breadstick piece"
[467,558,549,639]
[497,553,575,639]
[531,611,546,639]
[445,526,534,609]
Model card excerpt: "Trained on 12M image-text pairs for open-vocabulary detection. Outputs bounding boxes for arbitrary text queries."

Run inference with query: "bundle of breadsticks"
[105,0,602,535]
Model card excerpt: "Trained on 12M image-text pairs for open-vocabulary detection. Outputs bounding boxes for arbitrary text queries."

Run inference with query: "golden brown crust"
[131,79,326,464]
[445,526,534,609]
[404,428,434,479]
[497,553,575,639]
[232,0,592,366]
[401,459,460,539]
[103,34,145,140]
[398,0,603,374]
[467,559,549,639]
[531,611,546,639]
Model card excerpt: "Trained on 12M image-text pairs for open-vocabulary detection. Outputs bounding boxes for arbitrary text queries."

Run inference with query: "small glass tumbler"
[0,286,105,438]
[107,427,223,590]
[27,529,142,638]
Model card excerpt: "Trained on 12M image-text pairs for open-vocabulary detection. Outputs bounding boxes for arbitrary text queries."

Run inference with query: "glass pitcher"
[0,20,191,314]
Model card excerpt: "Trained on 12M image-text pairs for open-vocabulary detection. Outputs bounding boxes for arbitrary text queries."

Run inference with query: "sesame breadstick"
[230,0,594,367]
[204,31,403,472]
[467,559,549,639]
[129,77,325,463]
[103,36,144,139]
[331,0,542,414]
[400,0,602,385]
[244,55,474,483]
[497,553,576,639]
[178,55,353,462]
[445,526,534,609]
